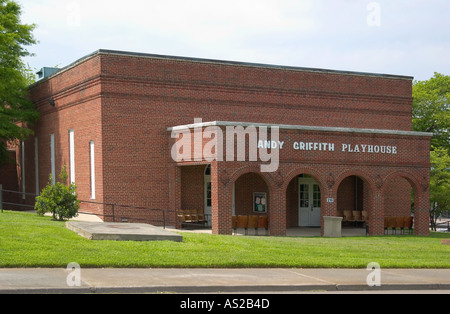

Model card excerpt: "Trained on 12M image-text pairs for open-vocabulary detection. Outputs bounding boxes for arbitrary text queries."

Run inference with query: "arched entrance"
[234,172,269,216]
[230,171,270,235]
[382,172,426,235]
[384,176,414,218]
[204,165,212,226]
[286,174,322,228]
[336,175,372,228]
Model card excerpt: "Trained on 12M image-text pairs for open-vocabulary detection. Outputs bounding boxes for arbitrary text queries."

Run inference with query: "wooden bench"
[177,209,208,228]
[384,216,413,235]
[232,215,269,236]
[337,210,368,227]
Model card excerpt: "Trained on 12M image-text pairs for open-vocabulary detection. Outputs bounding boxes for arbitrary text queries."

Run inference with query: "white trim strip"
[167,121,432,137]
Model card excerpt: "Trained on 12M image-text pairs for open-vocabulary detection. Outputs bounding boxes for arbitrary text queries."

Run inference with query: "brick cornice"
[100,74,412,105]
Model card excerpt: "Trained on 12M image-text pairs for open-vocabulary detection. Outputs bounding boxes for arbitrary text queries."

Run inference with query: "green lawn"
[0,211,449,268]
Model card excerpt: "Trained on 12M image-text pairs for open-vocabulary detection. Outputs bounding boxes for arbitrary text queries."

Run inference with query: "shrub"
[35,166,80,221]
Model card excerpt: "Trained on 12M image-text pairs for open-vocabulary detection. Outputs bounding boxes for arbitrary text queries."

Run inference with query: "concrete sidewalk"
[0,268,449,294]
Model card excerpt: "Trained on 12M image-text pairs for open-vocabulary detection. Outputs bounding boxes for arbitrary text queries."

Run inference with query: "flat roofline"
[168,121,432,138]
[30,49,414,86]
[97,49,414,80]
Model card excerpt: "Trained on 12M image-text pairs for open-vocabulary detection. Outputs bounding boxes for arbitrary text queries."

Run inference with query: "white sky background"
[18,0,450,81]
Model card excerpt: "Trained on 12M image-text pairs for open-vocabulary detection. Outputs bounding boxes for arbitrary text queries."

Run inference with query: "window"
[21,141,25,199]
[206,182,212,207]
[69,129,75,183]
[204,165,211,207]
[50,134,55,184]
[35,137,39,195]
[90,141,95,199]
[313,184,321,208]
[299,184,309,208]
[205,165,211,176]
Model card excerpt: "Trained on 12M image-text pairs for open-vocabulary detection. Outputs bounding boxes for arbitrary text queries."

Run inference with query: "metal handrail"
[0,187,174,228]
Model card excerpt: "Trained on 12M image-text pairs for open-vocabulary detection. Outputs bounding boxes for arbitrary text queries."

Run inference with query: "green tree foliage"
[35,166,81,221]
[412,73,450,225]
[412,72,450,151]
[429,148,450,230]
[0,0,39,165]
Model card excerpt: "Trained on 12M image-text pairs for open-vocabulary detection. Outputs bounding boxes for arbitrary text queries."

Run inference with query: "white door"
[299,179,321,227]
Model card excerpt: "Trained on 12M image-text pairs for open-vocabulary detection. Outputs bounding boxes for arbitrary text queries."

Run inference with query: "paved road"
[1,268,449,294]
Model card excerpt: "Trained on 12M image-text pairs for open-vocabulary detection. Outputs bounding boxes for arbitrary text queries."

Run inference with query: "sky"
[17,0,450,81]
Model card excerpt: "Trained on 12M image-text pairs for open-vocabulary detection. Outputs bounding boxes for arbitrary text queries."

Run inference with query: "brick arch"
[381,171,422,199]
[282,167,326,229]
[381,170,423,222]
[335,169,377,233]
[282,166,327,194]
[335,169,376,194]
[228,164,273,193]
[380,170,430,235]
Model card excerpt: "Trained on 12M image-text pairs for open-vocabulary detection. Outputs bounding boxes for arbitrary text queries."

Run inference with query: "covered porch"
[168,121,431,237]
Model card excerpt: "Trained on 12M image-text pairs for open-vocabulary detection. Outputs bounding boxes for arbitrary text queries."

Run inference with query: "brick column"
[414,191,430,236]
[168,164,182,229]
[211,162,232,235]
[269,186,286,236]
[321,190,337,236]
[370,189,385,236]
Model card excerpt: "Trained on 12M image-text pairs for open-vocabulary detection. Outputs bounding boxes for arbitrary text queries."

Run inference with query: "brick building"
[2,49,431,236]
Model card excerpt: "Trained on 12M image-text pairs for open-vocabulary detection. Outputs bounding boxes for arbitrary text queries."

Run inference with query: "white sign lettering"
[342,144,397,155]
[257,140,285,150]
[266,140,398,155]
[293,142,335,152]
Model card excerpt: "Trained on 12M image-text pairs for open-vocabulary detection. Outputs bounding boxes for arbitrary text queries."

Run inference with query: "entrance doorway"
[204,165,212,227]
[298,177,321,227]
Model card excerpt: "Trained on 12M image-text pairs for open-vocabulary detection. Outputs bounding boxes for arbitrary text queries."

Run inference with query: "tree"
[412,73,450,229]
[35,166,81,221]
[412,72,450,152]
[429,148,450,231]
[0,0,39,165]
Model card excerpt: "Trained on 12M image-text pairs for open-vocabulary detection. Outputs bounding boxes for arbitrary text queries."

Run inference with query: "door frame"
[298,177,321,227]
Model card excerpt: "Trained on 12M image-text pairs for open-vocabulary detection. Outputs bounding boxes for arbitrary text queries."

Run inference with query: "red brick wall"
[234,172,269,216]
[0,151,20,209]
[25,55,104,215]
[0,152,19,191]
[337,176,364,212]
[181,165,205,210]
[99,53,413,132]
[384,177,413,217]
[286,178,298,227]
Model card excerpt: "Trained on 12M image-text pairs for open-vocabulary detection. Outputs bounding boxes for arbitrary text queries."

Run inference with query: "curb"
[2,283,450,294]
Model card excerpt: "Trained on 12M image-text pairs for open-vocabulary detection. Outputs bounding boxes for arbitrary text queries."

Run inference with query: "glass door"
[299,183,311,227]
[298,179,321,227]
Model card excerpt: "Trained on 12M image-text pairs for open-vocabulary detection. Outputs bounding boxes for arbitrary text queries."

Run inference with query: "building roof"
[32,49,414,85]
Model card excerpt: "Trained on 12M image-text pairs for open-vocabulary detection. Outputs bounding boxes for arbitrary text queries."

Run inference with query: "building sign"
[171,119,401,175]
[341,144,397,154]
[258,140,398,155]
[293,142,335,152]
